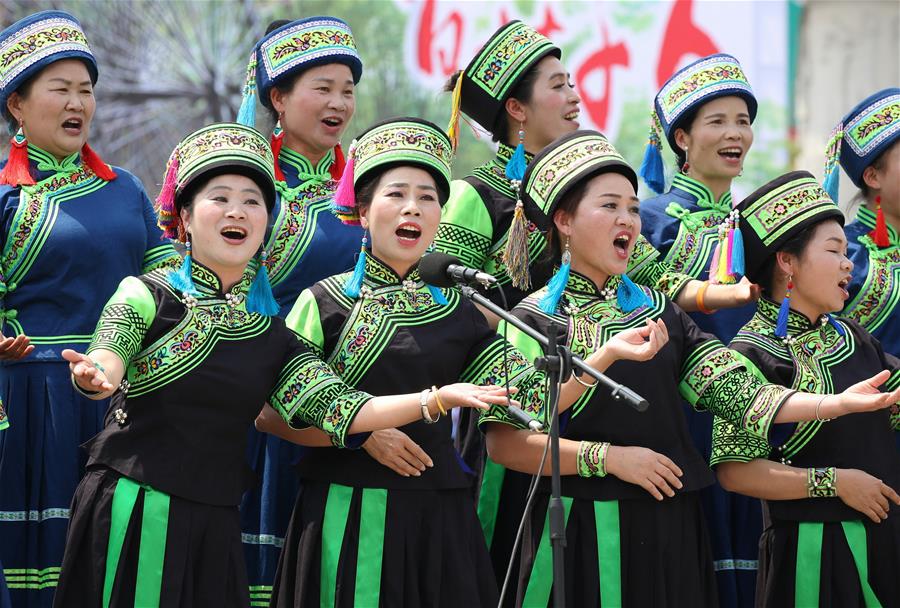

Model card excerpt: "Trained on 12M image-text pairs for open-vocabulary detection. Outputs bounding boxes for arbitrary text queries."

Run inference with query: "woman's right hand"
[600,318,669,364]
[434,384,518,411]
[836,468,900,523]
[62,349,114,393]
[364,429,433,477]
[0,332,33,360]
[605,445,683,501]
[822,370,900,418]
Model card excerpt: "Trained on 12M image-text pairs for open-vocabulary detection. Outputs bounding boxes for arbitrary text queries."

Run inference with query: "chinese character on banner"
[656,0,718,87]
[575,23,630,132]
[416,0,464,77]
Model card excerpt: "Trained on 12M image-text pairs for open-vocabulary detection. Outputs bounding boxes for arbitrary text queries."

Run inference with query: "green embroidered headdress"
[737,170,844,285]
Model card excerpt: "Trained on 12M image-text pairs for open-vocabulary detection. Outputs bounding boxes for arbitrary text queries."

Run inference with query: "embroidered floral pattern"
[844,94,900,156]
[0,17,90,88]
[175,125,273,186]
[742,177,834,247]
[657,56,752,124]
[260,19,359,81]
[466,21,554,98]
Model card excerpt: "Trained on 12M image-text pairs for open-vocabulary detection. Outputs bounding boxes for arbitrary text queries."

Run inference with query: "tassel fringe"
[774,281,792,339]
[344,236,367,298]
[0,129,34,186]
[156,150,181,239]
[270,127,285,182]
[81,143,117,181]
[822,123,843,203]
[617,274,650,312]
[502,200,531,290]
[236,54,258,127]
[247,252,279,315]
[333,142,358,224]
[538,257,571,314]
[638,110,666,194]
[870,196,890,247]
[446,71,464,152]
[168,244,199,296]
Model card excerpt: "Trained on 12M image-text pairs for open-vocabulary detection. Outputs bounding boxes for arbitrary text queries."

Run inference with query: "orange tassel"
[0,129,35,186]
[330,144,346,181]
[870,195,890,247]
[270,130,285,182]
[80,143,117,181]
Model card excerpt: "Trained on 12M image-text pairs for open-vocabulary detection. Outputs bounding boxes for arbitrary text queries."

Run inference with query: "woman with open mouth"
[637,53,764,606]
[0,10,179,606]
[483,133,900,607]
[712,171,900,607]
[51,122,509,607]
[234,16,367,601]
[254,117,659,606]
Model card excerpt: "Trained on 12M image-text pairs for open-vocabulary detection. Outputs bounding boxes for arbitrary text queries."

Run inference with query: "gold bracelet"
[570,369,597,388]
[431,385,447,415]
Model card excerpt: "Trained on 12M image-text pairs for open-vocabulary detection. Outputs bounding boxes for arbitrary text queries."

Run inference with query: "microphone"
[506,404,544,432]
[419,252,497,288]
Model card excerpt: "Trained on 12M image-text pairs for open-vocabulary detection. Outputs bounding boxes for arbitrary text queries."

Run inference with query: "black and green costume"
[51,261,372,608]
[270,253,545,607]
[710,302,900,607]
[480,270,794,607]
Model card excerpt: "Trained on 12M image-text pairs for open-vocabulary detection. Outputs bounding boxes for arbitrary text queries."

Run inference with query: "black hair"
[442,62,543,145]
[671,105,700,170]
[755,218,839,294]
[3,71,39,134]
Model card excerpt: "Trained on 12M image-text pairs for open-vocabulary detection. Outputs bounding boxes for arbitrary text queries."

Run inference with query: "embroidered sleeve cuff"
[86,276,156,367]
[269,350,373,448]
[709,416,772,466]
[433,181,493,269]
[654,269,693,300]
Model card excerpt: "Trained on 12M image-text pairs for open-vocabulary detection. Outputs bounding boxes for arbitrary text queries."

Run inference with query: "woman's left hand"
[822,370,900,417]
[62,349,114,393]
[730,276,761,306]
[436,384,519,411]
[602,318,669,364]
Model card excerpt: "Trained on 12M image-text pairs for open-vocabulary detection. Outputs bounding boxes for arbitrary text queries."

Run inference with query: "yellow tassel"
[716,231,735,284]
[502,200,531,290]
[446,72,464,153]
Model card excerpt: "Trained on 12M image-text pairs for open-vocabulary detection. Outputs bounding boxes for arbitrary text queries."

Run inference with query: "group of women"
[0,9,896,608]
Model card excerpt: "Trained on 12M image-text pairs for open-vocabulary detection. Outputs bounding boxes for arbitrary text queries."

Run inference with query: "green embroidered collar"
[28,144,80,174]
[856,206,899,247]
[188,258,255,298]
[671,173,732,213]
[362,253,425,288]
[278,145,334,183]
[757,297,838,340]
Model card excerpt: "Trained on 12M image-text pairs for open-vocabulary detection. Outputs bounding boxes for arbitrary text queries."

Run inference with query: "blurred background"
[2,0,898,215]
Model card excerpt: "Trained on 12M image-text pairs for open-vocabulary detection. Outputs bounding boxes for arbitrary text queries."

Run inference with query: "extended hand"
[0,332,33,360]
[605,445,683,501]
[825,370,900,417]
[731,276,761,306]
[837,468,900,523]
[364,428,433,477]
[62,349,114,393]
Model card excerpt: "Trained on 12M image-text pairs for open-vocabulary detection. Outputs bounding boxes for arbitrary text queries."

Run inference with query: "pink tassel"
[80,143,117,181]
[155,151,180,239]
[707,242,721,284]
[332,146,357,224]
[725,228,735,276]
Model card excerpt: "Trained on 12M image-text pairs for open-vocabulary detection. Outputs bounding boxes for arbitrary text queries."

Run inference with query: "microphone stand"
[458,284,648,608]
[458,285,649,412]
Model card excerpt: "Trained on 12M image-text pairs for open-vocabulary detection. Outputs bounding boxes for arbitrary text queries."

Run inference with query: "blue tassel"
[639,140,666,194]
[246,253,279,316]
[236,89,257,128]
[827,314,846,336]
[823,166,840,203]
[505,141,527,181]
[731,225,745,277]
[775,293,791,338]
[427,284,448,305]
[617,274,650,312]
[167,245,198,296]
[344,237,367,298]
[538,259,571,314]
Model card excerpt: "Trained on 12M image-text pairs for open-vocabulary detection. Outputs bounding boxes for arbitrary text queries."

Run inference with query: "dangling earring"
[681,147,690,174]
[344,231,368,297]
[775,275,792,339]
[168,235,199,296]
[539,237,572,314]
[247,249,279,315]
[870,195,890,248]
[0,124,34,187]
[271,112,286,182]
[505,122,527,181]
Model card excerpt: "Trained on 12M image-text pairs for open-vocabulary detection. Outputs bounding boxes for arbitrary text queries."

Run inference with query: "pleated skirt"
[53,467,250,608]
[239,428,305,607]
[516,491,717,607]
[271,480,498,607]
[756,513,900,607]
[0,361,108,607]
